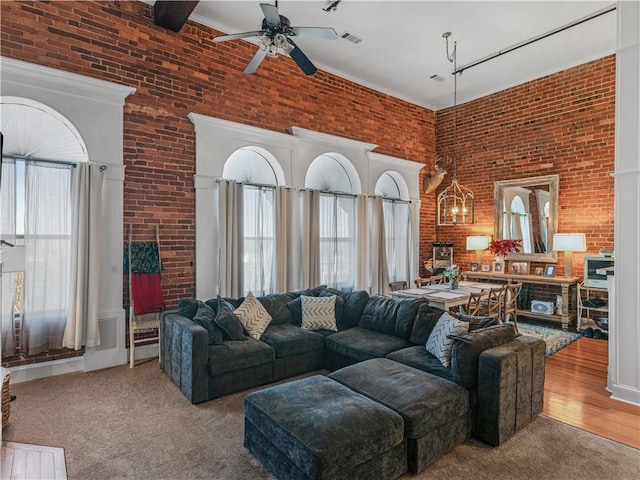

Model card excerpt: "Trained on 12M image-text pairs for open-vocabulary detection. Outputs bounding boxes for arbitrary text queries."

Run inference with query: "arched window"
[376,171,411,283]
[1,97,88,356]
[306,154,360,290]
[223,147,283,296]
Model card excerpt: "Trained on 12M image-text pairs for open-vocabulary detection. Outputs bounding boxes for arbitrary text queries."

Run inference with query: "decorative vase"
[449,279,459,290]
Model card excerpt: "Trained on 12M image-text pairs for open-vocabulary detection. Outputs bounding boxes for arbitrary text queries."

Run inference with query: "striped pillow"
[426,312,469,367]
[301,295,338,332]
[234,292,272,340]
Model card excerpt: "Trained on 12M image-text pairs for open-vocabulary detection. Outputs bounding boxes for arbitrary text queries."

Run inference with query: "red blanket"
[131,273,164,315]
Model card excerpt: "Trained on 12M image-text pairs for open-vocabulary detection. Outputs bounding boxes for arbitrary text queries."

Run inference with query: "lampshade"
[466,236,490,251]
[552,233,586,252]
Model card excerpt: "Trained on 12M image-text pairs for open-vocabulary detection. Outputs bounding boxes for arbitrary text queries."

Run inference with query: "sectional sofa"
[160,286,545,447]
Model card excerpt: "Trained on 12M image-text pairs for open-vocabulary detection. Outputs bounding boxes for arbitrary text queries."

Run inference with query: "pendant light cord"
[444,33,458,182]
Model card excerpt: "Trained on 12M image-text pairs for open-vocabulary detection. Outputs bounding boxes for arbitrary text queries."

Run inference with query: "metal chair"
[389,281,408,292]
[502,282,523,332]
[414,278,430,287]
[429,274,445,285]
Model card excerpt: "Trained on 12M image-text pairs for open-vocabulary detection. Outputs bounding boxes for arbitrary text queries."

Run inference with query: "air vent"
[340,32,362,44]
[430,74,445,83]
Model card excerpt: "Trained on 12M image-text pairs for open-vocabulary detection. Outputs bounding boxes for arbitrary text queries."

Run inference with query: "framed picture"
[493,261,503,273]
[471,262,479,272]
[509,261,529,274]
[481,264,491,272]
[544,264,556,277]
[535,267,544,276]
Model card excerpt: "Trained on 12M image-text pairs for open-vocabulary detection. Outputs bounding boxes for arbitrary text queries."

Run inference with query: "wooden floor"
[1,441,67,480]
[543,337,640,449]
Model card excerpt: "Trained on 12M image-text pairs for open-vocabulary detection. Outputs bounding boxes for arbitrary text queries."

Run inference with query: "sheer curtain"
[383,200,410,284]
[63,163,104,350]
[300,189,320,289]
[369,196,389,295]
[273,186,296,293]
[1,159,17,353]
[243,185,274,296]
[319,193,356,290]
[22,161,72,355]
[216,180,244,297]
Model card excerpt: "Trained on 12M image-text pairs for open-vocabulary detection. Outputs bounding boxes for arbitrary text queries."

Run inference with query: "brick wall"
[1,1,436,309]
[434,56,616,277]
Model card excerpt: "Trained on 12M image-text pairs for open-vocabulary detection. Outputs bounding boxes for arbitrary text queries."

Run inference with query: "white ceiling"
[185,1,617,110]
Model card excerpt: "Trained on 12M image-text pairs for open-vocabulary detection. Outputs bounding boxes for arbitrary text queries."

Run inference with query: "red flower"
[487,239,522,256]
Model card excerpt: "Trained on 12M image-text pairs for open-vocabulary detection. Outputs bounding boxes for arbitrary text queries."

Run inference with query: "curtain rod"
[454,4,616,75]
[2,154,108,170]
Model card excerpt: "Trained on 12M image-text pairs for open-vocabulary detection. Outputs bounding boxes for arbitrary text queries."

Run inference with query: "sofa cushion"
[177,298,200,320]
[192,301,224,345]
[320,288,369,329]
[260,324,326,358]
[386,346,455,384]
[426,313,469,367]
[210,297,247,341]
[207,338,275,376]
[449,323,517,388]
[409,304,446,345]
[449,312,498,331]
[301,295,338,332]
[234,292,273,340]
[258,292,297,325]
[359,295,425,340]
[325,326,412,363]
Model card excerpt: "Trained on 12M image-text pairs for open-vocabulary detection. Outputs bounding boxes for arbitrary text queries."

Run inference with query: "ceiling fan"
[212,2,337,75]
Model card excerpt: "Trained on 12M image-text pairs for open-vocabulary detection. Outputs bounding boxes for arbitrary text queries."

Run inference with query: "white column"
[610,0,640,406]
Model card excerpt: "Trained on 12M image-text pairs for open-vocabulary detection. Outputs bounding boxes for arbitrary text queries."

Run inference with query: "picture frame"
[509,261,530,275]
[534,267,544,276]
[481,264,491,272]
[493,261,503,273]
[470,262,479,272]
[544,264,556,277]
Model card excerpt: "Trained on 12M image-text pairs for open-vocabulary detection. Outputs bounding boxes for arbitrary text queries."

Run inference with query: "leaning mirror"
[494,174,559,262]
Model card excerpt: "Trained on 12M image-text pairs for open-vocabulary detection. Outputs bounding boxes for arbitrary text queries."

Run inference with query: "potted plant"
[487,239,522,258]
[443,264,461,290]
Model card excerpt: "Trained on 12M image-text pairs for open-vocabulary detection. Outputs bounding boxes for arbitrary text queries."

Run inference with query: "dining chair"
[502,282,523,332]
[429,274,445,285]
[465,290,490,316]
[480,286,506,321]
[414,278,430,287]
[389,281,408,292]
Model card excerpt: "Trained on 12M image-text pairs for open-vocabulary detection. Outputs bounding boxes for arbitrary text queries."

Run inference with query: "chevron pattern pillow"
[426,312,469,367]
[301,295,338,332]
[234,292,272,340]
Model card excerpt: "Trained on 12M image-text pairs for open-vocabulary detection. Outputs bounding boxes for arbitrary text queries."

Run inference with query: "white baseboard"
[609,383,640,407]
[131,343,159,361]
[9,356,85,384]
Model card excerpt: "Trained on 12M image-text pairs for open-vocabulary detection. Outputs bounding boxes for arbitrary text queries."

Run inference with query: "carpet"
[517,321,582,356]
[3,360,638,480]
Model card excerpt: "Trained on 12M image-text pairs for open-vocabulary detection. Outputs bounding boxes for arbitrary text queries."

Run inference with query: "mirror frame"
[494,174,559,263]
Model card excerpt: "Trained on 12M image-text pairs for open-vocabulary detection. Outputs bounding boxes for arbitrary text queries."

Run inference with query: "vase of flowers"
[443,264,461,290]
[487,239,522,272]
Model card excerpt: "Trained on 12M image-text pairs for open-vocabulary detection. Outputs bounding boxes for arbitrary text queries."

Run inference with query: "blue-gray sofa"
[160,286,545,447]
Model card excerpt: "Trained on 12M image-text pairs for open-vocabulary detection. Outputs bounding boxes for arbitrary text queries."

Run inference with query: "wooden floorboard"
[543,337,640,449]
[1,441,67,480]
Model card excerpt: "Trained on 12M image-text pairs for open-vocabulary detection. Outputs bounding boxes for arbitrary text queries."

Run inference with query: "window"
[376,171,411,284]
[306,154,360,290]
[222,147,283,296]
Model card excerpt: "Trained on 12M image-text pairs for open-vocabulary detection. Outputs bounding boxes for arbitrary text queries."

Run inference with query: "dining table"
[390,280,506,311]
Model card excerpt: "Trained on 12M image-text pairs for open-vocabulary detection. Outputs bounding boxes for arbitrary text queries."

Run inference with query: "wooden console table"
[462,271,579,330]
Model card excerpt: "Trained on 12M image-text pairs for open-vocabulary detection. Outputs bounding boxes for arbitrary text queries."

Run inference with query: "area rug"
[518,321,581,356]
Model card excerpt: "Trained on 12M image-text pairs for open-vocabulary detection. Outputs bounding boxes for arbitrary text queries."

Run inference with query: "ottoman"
[244,375,407,480]
[329,358,470,474]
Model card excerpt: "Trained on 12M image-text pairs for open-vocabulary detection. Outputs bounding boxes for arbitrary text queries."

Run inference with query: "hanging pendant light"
[437,32,474,226]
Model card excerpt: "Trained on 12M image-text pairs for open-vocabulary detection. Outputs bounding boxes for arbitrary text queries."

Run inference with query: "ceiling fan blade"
[212,30,264,43]
[260,3,281,26]
[287,40,317,75]
[290,27,338,40]
[244,45,270,74]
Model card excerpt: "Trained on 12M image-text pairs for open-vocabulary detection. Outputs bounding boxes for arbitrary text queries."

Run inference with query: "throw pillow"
[425,312,469,367]
[234,291,273,340]
[300,295,338,332]
[177,298,200,320]
[214,297,247,341]
[320,288,369,329]
[192,301,224,345]
[449,312,498,331]
[288,295,345,328]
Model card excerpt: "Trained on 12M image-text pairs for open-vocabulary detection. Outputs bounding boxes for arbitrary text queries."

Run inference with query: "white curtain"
[383,200,410,285]
[409,200,421,284]
[319,193,356,290]
[22,161,72,355]
[274,186,297,293]
[63,163,103,350]
[369,196,389,295]
[243,185,274,296]
[300,189,320,289]
[1,159,17,353]
[216,180,244,297]
[354,194,368,292]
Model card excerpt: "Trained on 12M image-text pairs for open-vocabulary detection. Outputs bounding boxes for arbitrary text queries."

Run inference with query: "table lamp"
[466,235,490,265]
[552,233,586,277]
